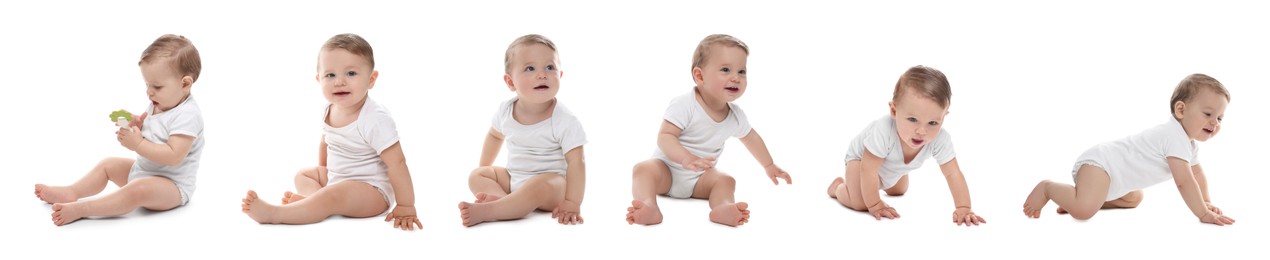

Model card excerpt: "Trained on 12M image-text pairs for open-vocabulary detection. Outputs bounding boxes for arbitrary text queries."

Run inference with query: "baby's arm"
[1192,164,1222,214]
[381,142,421,231]
[859,151,898,219]
[738,129,791,185]
[939,158,985,225]
[479,127,505,167]
[1169,157,1234,225]
[318,134,328,167]
[657,121,714,171]
[118,129,193,166]
[553,146,586,224]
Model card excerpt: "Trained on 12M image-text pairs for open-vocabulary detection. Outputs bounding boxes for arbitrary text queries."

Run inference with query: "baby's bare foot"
[474,192,502,203]
[51,202,86,226]
[1023,181,1051,219]
[35,184,77,204]
[827,177,844,198]
[709,202,750,227]
[242,190,278,224]
[626,200,663,225]
[281,191,306,205]
[459,202,494,227]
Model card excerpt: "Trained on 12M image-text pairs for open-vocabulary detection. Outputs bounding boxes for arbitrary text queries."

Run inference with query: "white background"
[3,0,1264,258]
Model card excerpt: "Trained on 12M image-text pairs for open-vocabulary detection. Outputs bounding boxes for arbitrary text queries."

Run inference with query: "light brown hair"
[504,34,558,74]
[321,33,375,69]
[1170,73,1231,117]
[692,34,749,70]
[139,34,201,82]
[893,65,951,109]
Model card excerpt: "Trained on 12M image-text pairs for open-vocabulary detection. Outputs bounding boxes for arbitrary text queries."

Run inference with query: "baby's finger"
[782,173,792,184]
[413,219,423,230]
[576,214,584,224]
[385,213,394,222]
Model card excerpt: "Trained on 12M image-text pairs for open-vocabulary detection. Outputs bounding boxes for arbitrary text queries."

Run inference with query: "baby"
[626,34,792,227]
[241,33,420,231]
[826,65,987,226]
[35,34,205,226]
[1023,73,1235,225]
[459,34,588,227]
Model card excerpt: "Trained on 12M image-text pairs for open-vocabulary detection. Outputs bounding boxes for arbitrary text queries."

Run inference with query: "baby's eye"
[721,67,730,73]
[346,71,357,77]
[324,73,336,78]
[928,121,940,126]
[1217,116,1224,122]
[525,66,535,72]
[738,69,746,75]
[1204,112,1212,117]
[152,85,163,90]
[906,117,918,123]
[546,65,556,71]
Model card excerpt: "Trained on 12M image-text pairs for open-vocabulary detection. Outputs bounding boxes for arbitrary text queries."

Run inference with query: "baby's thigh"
[840,160,868,209]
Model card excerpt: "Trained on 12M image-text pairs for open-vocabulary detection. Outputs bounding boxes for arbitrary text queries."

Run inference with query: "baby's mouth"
[1203,127,1214,134]
[534,84,550,90]
[725,86,739,93]
[334,91,351,96]
[911,138,925,146]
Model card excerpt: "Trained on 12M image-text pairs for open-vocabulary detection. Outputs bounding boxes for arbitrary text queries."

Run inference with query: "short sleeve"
[167,110,203,138]
[364,110,402,154]
[929,129,957,165]
[729,103,753,138]
[861,118,895,159]
[556,113,588,155]
[491,99,513,133]
[1162,131,1196,165]
[662,96,693,130]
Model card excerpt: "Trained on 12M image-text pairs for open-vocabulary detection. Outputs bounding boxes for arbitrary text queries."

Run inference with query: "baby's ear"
[1173,101,1187,120]
[182,76,194,89]
[888,101,897,117]
[503,74,515,91]
[691,67,704,86]
[368,70,379,89]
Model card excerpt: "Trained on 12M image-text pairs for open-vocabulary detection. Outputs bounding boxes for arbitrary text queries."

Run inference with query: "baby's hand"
[952,207,986,226]
[116,126,143,150]
[1199,211,1235,226]
[384,205,422,231]
[128,112,147,130]
[867,200,900,220]
[1205,202,1223,215]
[763,164,792,185]
[551,199,584,225]
[681,157,716,172]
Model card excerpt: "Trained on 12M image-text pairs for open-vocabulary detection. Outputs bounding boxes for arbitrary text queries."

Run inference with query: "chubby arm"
[940,158,986,225]
[738,129,791,185]
[119,127,193,167]
[553,146,586,224]
[318,134,328,167]
[381,142,421,230]
[1192,164,1213,203]
[480,127,505,167]
[858,150,897,219]
[657,120,714,171]
[1171,158,1234,225]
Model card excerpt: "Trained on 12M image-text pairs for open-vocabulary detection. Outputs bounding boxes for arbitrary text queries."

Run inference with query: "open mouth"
[333,91,351,97]
[1203,127,1214,134]
[724,86,739,93]
[534,84,550,90]
[151,100,159,106]
[911,138,925,146]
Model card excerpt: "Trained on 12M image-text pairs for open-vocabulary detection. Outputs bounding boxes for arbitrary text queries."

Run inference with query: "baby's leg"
[1059,190,1143,214]
[830,160,868,211]
[1028,165,1111,220]
[51,176,181,226]
[468,166,511,203]
[628,159,671,225]
[36,157,134,204]
[692,169,748,226]
[459,174,564,227]
[242,181,387,224]
[884,175,909,196]
[283,166,328,205]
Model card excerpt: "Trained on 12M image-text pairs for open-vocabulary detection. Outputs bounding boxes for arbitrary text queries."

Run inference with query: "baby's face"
[139,60,190,113]
[890,92,948,151]
[694,45,747,103]
[1176,89,1227,142]
[317,49,376,109]
[505,44,561,104]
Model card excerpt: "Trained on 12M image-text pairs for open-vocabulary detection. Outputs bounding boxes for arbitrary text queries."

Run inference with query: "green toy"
[110,109,133,127]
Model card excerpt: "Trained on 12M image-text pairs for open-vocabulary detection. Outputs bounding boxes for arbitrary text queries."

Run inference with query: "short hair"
[321,33,375,69]
[139,34,201,82]
[692,34,749,70]
[1170,73,1231,116]
[892,65,952,109]
[504,34,558,74]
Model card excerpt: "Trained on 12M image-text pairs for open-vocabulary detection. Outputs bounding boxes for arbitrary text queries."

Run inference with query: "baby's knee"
[715,174,736,187]
[469,167,493,180]
[1118,191,1143,208]
[884,188,907,196]
[1068,208,1098,220]
[631,161,663,180]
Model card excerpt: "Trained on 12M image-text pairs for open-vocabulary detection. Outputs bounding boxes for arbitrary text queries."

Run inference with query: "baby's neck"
[512,98,555,125]
[153,94,191,114]
[693,88,731,117]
